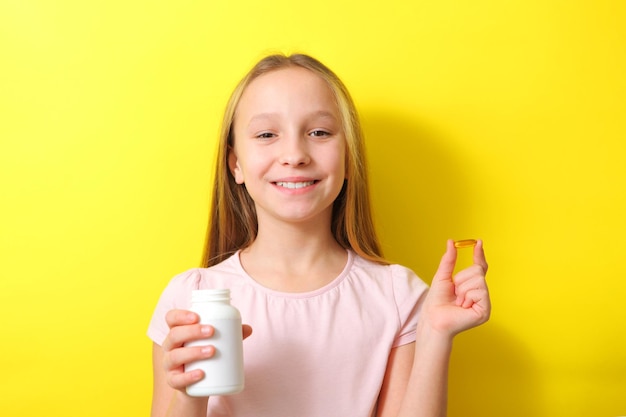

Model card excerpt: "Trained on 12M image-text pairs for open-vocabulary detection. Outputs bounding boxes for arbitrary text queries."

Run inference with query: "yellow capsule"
[454,239,477,249]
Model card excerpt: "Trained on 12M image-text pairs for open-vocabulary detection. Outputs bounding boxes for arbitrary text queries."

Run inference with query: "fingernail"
[201,325,213,335]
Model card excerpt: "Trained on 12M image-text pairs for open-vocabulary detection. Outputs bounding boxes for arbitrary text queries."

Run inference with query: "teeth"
[276,181,315,189]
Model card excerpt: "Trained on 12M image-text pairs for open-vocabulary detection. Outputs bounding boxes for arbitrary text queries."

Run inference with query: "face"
[229,67,346,227]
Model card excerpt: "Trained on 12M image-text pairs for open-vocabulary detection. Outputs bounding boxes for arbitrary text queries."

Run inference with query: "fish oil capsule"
[453,239,477,274]
[454,239,477,249]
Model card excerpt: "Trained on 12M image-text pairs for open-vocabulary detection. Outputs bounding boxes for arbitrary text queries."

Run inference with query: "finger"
[167,367,206,391]
[456,281,488,307]
[166,309,200,329]
[433,239,457,282]
[473,239,489,273]
[164,345,215,372]
[452,264,486,286]
[454,272,488,304]
[242,324,253,340]
[454,272,487,293]
[459,288,491,322]
[454,276,490,306]
[456,284,489,306]
[162,324,214,352]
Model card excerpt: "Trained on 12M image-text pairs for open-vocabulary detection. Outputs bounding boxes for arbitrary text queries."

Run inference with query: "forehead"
[235,67,339,119]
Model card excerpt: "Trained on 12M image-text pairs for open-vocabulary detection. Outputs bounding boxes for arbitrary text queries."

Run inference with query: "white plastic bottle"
[184,289,244,397]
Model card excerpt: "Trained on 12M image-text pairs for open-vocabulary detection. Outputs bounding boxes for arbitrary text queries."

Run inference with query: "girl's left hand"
[421,239,491,337]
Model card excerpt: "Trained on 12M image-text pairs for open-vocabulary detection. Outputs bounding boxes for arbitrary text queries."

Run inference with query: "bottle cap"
[191,289,231,302]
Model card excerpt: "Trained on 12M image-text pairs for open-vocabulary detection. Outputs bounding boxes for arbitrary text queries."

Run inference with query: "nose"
[278,135,311,166]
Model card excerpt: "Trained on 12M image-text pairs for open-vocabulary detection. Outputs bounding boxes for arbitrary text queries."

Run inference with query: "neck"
[239,215,348,292]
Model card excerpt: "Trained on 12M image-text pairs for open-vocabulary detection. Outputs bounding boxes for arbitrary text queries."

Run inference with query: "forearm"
[396,323,453,417]
[163,391,208,417]
[151,342,209,417]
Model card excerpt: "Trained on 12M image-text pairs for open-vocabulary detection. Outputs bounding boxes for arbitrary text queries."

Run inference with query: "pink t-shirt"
[148,250,428,417]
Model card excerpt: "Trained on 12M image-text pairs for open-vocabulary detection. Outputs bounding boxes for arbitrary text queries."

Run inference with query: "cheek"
[236,153,272,184]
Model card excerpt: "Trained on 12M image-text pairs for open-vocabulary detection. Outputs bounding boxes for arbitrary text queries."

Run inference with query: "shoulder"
[162,253,245,302]
[348,253,429,302]
[153,268,202,310]
[339,253,429,347]
[351,253,428,286]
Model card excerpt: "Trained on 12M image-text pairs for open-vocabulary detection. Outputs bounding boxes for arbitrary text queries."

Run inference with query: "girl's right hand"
[162,309,214,392]
[161,309,253,393]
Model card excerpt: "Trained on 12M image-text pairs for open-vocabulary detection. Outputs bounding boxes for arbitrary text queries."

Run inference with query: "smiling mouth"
[274,181,317,189]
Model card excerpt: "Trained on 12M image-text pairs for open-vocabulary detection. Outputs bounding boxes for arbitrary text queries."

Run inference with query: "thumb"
[242,324,253,340]
[432,239,457,283]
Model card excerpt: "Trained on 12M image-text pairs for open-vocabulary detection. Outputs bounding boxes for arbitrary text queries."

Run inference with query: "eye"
[256,132,276,140]
[309,129,331,138]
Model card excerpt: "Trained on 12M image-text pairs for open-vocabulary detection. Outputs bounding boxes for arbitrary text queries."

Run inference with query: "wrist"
[169,390,208,417]
[414,321,454,354]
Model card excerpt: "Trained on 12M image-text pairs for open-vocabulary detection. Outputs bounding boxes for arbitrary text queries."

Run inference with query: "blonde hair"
[202,53,386,267]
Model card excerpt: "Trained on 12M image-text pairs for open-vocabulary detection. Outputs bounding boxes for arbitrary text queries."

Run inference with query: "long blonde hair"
[202,53,386,267]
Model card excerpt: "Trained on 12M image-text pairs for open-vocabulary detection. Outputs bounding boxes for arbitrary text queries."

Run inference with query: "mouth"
[274,180,318,189]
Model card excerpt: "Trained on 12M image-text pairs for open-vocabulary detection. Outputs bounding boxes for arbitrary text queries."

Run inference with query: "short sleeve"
[390,264,429,348]
[147,269,203,346]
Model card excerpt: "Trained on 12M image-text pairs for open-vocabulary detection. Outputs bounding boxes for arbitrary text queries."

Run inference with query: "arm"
[395,325,453,417]
[375,331,452,417]
[389,240,490,417]
[376,343,415,417]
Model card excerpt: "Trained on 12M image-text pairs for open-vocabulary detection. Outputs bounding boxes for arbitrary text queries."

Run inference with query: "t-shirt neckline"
[231,249,354,299]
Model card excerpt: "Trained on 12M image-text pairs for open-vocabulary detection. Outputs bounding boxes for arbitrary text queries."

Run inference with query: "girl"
[148,53,490,417]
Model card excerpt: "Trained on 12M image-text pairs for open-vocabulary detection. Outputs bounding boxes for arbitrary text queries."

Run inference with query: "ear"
[228,148,245,184]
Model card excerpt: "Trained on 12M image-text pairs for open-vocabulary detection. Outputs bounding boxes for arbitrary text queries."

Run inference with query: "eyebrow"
[247,110,339,127]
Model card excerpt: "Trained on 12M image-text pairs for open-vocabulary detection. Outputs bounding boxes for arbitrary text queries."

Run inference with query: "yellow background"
[1,1,624,416]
